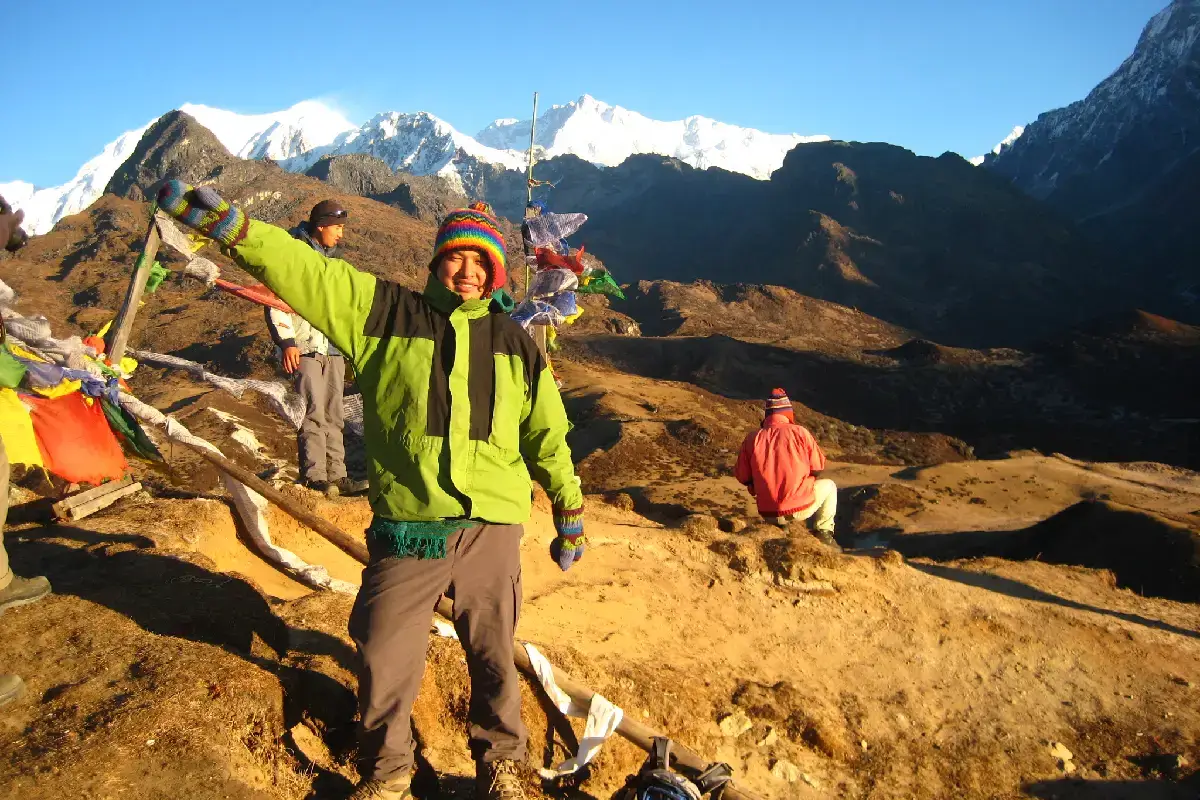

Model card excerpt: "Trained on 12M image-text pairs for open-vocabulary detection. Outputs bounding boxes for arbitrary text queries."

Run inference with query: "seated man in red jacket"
[734,388,838,547]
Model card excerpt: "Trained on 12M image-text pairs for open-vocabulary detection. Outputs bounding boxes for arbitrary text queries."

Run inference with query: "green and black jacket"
[232,220,582,524]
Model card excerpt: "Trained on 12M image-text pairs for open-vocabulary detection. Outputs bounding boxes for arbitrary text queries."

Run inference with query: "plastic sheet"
[119,392,357,595]
[510,300,564,329]
[528,268,579,300]
[521,212,587,249]
[131,350,306,430]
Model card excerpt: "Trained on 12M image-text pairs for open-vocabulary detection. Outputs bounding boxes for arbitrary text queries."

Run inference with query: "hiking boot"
[476,759,527,800]
[335,477,369,497]
[348,771,414,800]
[0,674,25,709]
[0,575,51,615]
[303,478,338,498]
[813,529,841,551]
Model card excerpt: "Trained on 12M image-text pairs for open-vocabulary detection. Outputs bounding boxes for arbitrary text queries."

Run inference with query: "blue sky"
[2,0,1167,187]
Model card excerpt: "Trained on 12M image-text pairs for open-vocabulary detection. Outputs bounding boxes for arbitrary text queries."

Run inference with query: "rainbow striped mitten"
[156,180,249,248]
[550,506,585,571]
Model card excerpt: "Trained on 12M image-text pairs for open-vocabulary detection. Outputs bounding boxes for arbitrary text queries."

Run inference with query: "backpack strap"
[694,762,734,796]
[650,736,672,771]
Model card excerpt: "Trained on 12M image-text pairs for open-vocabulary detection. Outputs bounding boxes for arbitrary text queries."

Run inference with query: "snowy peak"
[477,94,830,179]
[181,100,357,162]
[6,95,828,235]
[5,100,357,235]
[996,125,1026,152]
[280,110,526,181]
[1,124,154,236]
[969,125,1026,166]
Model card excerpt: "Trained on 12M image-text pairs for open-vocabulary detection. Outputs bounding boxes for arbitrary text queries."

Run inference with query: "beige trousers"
[765,478,837,533]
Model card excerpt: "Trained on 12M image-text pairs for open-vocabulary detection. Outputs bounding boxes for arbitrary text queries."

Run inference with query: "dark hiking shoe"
[476,759,527,800]
[348,771,414,800]
[335,477,369,497]
[303,478,338,498]
[0,674,25,709]
[813,529,841,551]
[0,575,51,614]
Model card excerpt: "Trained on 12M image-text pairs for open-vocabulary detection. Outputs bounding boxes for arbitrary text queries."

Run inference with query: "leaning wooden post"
[105,205,161,363]
[530,324,550,366]
[170,437,763,800]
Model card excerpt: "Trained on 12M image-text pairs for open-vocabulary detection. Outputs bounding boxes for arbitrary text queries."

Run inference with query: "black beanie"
[309,199,348,229]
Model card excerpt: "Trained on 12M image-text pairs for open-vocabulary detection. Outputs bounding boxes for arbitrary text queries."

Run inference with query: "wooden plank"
[105,212,161,363]
[52,476,134,518]
[530,324,549,365]
[60,481,142,522]
[53,476,134,511]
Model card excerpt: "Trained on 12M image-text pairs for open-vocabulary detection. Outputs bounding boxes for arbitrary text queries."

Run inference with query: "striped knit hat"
[430,203,507,290]
[765,388,793,416]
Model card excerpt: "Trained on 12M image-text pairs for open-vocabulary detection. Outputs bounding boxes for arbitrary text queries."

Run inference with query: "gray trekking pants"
[295,353,346,483]
[0,439,10,591]
[349,524,527,781]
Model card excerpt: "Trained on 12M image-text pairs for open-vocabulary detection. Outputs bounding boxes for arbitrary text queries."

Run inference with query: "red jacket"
[734,416,827,516]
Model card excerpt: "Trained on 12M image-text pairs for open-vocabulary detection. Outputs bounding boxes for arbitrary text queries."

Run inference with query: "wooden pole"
[524,92,539,300]
[177,437,763,800]
[178,440,370,564]
[105,206,161,363]
[531,325,550,368]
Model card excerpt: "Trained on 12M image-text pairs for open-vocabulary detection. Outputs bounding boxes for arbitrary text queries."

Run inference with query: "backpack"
[616,737,732,800]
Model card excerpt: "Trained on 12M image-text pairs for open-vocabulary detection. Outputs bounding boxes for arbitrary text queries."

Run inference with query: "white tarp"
[131,349,307,431]
[119,392,357,595]
[426,629,624,776]
[522,643,623,777]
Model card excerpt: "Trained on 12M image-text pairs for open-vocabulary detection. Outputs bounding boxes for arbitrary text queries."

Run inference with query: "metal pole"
[525,92,539,299]
[526,91,539,205]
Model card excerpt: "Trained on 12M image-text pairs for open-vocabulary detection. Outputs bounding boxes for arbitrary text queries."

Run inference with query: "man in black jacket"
[265,200,366,497]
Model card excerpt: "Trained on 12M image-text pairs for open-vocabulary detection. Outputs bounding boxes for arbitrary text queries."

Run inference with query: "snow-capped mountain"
[4,95,827,235]
[179,100,357,163]
[477,94,829,179]
[280,111,526,180]
[986,0,1200,209]
[3,101,357,235]
[0,125,151,237]
[982,0,1200,324]
[968,125,1026,166]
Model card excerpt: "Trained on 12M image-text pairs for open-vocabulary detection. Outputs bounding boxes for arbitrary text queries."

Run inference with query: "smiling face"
[436,248,490,300]
[314,223,344,249]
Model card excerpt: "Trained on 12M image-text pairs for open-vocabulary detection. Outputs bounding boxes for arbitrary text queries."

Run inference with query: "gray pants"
[0,438,9,591]
[296,354,346,483]
[349,524,527,781]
